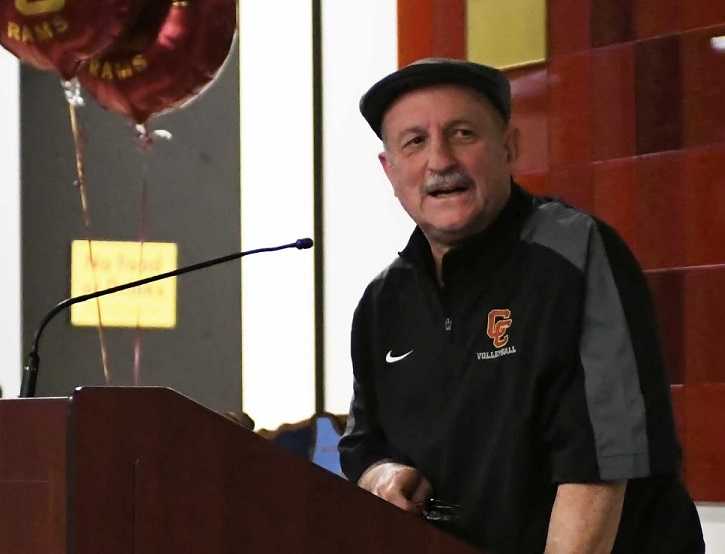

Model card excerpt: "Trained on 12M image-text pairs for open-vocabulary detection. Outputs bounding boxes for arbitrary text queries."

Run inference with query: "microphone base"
[19,357,38,398]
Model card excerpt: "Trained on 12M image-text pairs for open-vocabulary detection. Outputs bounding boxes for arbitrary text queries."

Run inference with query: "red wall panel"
[683,1,725,31]
[591,0,633,47]
[683,268,725,383]
[397,0,465,67]
[682,384,725,500]
[515,172,549,197]
[548,0,591,56]
[549,52,593,166]
[634,151,687,269]
[591,45,636,161]
[681,24,725,148]
[509,66,549,174]
[646,271,686,384]
[634,0,682,39]
[647,267,725,385]
[684,145,725,266]
[634,35,684,155]
[593,158,638,250]
[432,0,465,59]
[548,163,594,213]
[594,153,691,271]
[397,0,434,67]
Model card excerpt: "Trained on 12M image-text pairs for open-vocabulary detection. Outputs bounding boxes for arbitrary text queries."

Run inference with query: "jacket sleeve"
[338,298,396,483]
[543,220,681,483]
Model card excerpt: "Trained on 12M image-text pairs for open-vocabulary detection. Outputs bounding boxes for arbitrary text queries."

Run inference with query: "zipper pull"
[444,317,452,332]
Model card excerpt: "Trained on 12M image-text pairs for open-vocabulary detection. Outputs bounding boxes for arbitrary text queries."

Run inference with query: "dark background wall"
[21,44,241,414]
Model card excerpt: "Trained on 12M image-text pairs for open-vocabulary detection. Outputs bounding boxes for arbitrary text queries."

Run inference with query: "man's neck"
[423,182,512,287]
[429,242,451,287]
[425,183,514,286]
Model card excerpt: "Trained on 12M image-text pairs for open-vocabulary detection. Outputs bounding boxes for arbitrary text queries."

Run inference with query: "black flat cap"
[360,58,511,139]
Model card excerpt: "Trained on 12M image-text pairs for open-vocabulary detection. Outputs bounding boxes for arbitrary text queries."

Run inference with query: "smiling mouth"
[429,185,470,198]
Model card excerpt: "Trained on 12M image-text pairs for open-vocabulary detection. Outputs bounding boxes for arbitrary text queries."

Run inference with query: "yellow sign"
[467,0,547,70]
[70,240,178,329]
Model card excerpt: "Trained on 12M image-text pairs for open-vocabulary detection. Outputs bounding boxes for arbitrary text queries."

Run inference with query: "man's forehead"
[381,84,502,134]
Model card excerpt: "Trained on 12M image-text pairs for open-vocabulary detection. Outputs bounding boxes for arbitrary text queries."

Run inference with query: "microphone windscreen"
[295,238,314,249]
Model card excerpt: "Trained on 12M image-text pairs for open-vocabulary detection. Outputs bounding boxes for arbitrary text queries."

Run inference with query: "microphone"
[295,237,313,250]
[19,237,314,398]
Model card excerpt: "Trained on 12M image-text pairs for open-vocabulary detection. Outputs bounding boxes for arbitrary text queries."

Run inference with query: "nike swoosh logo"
[386,350,413,363]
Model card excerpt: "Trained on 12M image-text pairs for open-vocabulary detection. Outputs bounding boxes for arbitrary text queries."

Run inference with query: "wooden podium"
[0,387,480,554]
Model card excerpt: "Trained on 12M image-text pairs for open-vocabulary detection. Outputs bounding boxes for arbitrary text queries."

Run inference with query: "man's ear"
[378,151,394,177]
[503,126,520,167]
[378,151,389,170]
[378,151,399,198]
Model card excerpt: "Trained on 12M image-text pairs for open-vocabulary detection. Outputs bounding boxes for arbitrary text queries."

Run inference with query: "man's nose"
[427,136,457,173]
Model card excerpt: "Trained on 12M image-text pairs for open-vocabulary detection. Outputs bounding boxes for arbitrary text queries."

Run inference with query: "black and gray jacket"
[339,183,703,554]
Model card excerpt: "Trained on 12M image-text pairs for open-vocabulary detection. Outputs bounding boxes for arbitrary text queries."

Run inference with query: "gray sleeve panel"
[520,202,591,271]
[579,226,650,480]
[521,201,651,480]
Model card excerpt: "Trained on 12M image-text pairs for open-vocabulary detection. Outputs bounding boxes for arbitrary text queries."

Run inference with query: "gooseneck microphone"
[19,238,314,398]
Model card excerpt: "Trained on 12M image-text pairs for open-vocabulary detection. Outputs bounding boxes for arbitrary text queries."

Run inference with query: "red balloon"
[77,0,237,124]
[0,0,145,80]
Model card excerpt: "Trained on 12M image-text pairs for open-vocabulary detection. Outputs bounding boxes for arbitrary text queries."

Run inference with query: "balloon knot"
[61,78,85,108]
[134,124,173,150]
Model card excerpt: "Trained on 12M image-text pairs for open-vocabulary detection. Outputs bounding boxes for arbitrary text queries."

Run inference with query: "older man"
[338,59,703,553]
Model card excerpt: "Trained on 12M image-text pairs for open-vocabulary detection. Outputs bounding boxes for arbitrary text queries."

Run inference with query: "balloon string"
[84,237,112,385]
[130,124,170,385]
[64,81,112,385]
[132,153,151,385]
[68,102,91,228]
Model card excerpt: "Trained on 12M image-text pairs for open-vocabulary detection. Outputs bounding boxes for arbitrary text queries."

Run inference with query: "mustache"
[424,170,473,193]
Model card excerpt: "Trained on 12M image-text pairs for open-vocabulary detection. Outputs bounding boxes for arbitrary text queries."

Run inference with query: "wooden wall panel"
[509,66,549,174]
[593,158,638,255]
[548,52,593,166]
[515,171,549,197]
[548,163,594,213]
[548,0,590,56]
[590,0,633,47]
[397,0,434,67]
[647,267,725,385]
[432,0,466,59]
[657,384,725,504]
[632,151,687,270]
[397,0,465,67]
[634,0,682,39]
[647,272,686,384]
[634,35,683,155]
[683,1,725,30]
[591,44,636,161]
[683,269,725,384]
[682,385,725,500]
[684,145,725,266]
[681,24,725,148]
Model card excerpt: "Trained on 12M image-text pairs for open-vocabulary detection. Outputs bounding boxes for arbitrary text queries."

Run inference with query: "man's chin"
[423,221,483,246]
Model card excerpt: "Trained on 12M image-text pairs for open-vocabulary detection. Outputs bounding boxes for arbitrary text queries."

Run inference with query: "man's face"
[379,84,517,248]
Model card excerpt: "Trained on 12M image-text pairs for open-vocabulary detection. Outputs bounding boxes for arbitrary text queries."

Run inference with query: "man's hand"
[357,461,433,513]
[545,481,627,554]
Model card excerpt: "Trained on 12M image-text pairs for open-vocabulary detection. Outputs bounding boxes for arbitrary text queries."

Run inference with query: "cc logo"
[486,308,513,349]
[15,0,65,16]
